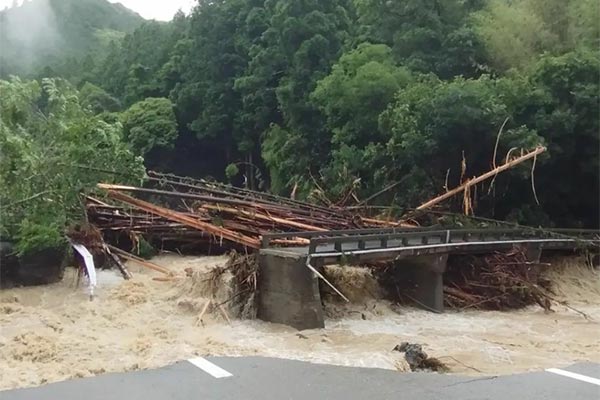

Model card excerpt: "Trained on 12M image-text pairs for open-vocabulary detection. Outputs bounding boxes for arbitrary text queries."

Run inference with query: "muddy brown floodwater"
[1,254,599,391]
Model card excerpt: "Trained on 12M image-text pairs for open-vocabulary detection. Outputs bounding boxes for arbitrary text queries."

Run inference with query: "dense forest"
[1,0,598,254]
[0,0,143,76]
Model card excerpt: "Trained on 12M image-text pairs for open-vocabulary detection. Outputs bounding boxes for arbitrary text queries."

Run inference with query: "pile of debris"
[87,171,406,252]
[81,146,574,312]
[371,245,578,312]
[88,146,548,254]
[443,247,554,311]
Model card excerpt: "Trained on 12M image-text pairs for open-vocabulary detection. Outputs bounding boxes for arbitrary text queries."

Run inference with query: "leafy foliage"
[121,97,178,157]
[79,82,121,114]
[2,0,599,230]
[473,0,600,71]
[378,75,543,207]
[311,43,412,197]
[355,0,487,78]
[0,77,144,254]
[255,0,353,194]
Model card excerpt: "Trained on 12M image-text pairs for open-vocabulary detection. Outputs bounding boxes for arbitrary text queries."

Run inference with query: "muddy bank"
[1,255,599,391]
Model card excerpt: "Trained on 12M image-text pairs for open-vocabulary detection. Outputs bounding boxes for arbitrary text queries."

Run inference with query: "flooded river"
[1,255,599,390]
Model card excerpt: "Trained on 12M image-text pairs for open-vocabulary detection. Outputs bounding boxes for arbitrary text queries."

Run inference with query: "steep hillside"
[0,0,144,76]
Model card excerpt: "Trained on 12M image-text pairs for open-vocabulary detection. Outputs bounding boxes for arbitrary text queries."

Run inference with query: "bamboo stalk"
[218,304,232,324]
[360,217,416,228]
[269,238,311,245]
[103,244,132,279]
[102,189,261,248]
[147,171,337,215]
[98,183,335,219]
[201,204,327,232]
[108,245,173,275]
[416,146,546,211]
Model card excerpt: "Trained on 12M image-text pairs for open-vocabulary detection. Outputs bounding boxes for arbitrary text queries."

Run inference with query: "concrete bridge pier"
[394,254,448,313]
[257,252,325,330]
[525,244,542,262]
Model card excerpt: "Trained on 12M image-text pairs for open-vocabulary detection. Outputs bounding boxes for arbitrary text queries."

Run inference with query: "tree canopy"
[2,0,598,252]
[0,77,144,254]
[121,97,178,158]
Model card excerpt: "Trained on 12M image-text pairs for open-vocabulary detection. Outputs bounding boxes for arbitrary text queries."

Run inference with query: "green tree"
[0,77,144,254]
[121,97,178,157]
[94,18,188,104]
[507,50,599,226]
[173,0,260,163]
[249,0,353,194]
[473,0,599,71]
[379,75,542,209]
[311,43,412,196]
[355,0,486,78]
[79,81,121,114]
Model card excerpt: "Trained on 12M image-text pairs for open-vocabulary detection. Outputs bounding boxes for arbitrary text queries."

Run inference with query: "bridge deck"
[260,228,598,263]
[256,227,598,328]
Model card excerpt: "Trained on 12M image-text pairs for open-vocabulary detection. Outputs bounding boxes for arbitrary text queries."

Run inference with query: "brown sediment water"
[0,254,598,391]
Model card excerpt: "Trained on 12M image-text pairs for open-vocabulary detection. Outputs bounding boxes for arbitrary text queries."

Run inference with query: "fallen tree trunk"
[417,146,546,211]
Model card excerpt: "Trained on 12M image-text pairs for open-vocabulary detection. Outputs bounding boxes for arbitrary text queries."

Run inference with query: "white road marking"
[546,368,600,386]
[188,357,233,378]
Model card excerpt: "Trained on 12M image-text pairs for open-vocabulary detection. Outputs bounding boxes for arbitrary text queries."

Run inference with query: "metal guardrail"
[261,227,600,256]
[260,226,433,247]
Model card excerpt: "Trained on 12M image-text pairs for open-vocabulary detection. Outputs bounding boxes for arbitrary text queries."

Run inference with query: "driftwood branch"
[417,146,546,211]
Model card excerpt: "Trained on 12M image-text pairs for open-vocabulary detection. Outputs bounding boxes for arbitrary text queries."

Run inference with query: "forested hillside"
[1,0,598,254]
[0,0,144,76]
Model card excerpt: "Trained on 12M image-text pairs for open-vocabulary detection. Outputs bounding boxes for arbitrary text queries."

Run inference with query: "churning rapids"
[1,255,599,390]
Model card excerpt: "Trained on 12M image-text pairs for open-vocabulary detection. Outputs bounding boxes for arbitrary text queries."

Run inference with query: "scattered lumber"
[104,189,262,249]
[90,174,407,252]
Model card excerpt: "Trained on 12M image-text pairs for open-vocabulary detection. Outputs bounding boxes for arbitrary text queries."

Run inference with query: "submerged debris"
[203,251,259,319]
[444,246,554,311]
[392,342,449,372]
[377,246,561,311]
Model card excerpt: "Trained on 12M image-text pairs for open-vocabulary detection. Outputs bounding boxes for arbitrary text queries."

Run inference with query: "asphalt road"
[2,357,599,400]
